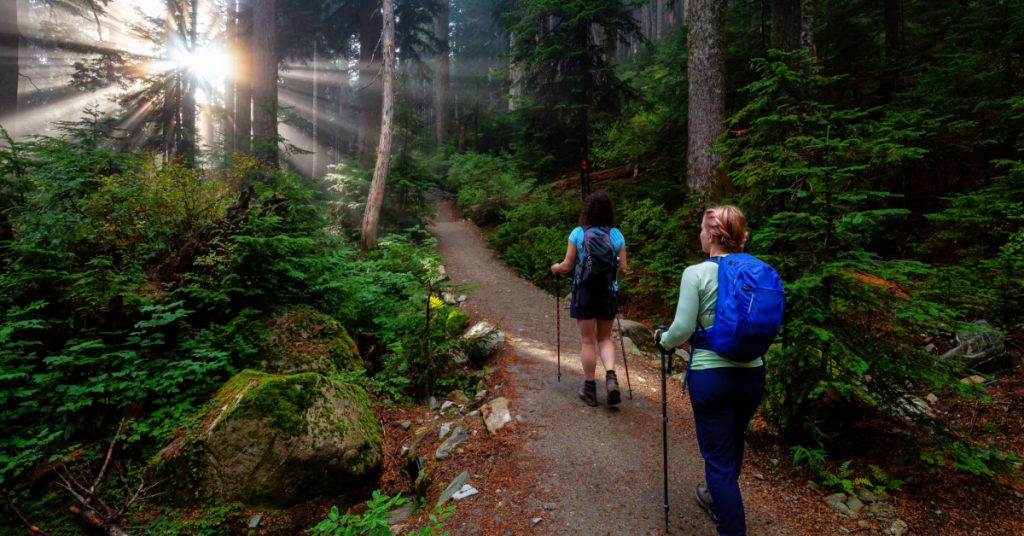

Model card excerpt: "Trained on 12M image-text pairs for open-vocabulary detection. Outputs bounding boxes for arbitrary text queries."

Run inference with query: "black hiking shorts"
[570,284,617,320]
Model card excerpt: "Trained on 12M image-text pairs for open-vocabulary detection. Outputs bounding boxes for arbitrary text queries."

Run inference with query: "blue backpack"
[690,253,785,362]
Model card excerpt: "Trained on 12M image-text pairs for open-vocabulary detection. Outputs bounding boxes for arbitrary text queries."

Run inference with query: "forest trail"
[428,197,816,535]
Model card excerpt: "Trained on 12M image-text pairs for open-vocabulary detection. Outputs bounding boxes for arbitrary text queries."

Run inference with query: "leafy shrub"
[308,490,453,536]
[446,152,533,220]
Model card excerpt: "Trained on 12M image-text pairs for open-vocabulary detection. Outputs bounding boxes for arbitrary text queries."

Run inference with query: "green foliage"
[140,503,245,536]
[487,190,576,285]
[724,52,1015,475]
[308,490,453,536]
[445,151,534,219]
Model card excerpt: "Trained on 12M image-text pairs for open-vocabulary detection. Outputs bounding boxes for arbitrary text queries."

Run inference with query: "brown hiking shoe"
[606,371,621,406]
[579,380,598,406]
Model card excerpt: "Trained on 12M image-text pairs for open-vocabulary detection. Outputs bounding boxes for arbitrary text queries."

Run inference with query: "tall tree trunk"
[360,0,395,250]
[251,0,278,166]
[686,0,726,196]
[234,0,253,154]
[358,0,383,166]
[881,0,901,96]
[508,33,521,111]
[799,0,815,71]
[180,0,198,165]
[770,0,800,51]
[433,0,449,145]
[0,0,18,138]
[224,0,236,160]
[312,40,321,177]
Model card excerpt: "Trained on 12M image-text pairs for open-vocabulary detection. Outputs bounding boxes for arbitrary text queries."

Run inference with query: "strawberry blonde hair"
[703,205,749,253]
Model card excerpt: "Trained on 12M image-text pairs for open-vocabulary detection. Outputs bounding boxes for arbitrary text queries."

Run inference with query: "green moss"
[233,372,323,438]
[264,308,362,374]
[445,308,470,337]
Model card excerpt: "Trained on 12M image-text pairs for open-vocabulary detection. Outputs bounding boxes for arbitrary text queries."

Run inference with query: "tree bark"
[686,0,727,196]
[0,0,18,138]
[799,0,815,71]
[224,0,236,160]
[881,0,901,96]
[433,0,450,145]
[770,0,800,51]
[234,0,253,154]
[360,0,395,250]
[251,0,278,166]
[312,40,321,177]
[358,0,383,166]
[180,0,198,165]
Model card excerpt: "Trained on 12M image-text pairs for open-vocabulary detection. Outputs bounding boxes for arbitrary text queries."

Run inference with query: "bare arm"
[617,245,628,280]
[551,240,577,275]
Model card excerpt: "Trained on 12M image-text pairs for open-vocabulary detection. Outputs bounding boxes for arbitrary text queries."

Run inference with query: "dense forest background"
[0,0,1022,533]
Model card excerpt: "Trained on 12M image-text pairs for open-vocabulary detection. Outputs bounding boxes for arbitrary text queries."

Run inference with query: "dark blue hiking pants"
[688,365,766,536]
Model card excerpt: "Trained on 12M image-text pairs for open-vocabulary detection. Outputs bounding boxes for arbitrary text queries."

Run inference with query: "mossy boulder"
[155,370,382,507]
[262,308,361,375]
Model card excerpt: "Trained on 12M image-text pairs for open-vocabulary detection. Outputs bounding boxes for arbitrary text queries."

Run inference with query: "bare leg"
[596,319,616,373]
[578,319,598,381]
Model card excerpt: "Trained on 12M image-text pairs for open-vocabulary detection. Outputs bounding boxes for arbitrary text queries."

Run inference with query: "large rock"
[617,319,650,346]
[262,308,362,375]
[938,320,1006,368]
[462,322,505,361]
[155,370,382,507]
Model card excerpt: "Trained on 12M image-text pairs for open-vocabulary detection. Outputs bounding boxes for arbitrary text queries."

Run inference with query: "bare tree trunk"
[180,0,198,165]
[360,0,395,250]
[881,0,901,96]
[358,0,382,166]
[433,0,449,145]
[312,40,320,177]
[770,0,800,51]
[0,0,18,137]
[234,0,253,154]
[224,0,236,160]
[686,0,727,196]
[799,0,815,71]
[251,0,278,166]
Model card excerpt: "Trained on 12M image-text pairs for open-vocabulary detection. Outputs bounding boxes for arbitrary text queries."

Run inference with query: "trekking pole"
[615,316,633,399]
[553,275,561,383]
[656,326,673,532]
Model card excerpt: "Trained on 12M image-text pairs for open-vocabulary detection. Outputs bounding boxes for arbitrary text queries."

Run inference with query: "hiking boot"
[579,380,598,406]
[605,371,621,406]
[695,483,718,524]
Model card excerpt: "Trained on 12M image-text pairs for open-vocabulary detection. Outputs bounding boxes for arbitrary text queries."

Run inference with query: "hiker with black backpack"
[550,191,628,407]
[654,205,784,536]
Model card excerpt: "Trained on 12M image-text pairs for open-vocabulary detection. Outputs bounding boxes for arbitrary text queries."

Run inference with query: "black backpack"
[575,226,618,292]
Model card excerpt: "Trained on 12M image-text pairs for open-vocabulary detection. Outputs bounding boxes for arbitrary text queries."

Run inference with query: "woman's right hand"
[550,262,561,275]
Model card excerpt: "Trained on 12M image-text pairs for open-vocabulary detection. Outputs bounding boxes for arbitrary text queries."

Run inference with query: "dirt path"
[427,198,827,535]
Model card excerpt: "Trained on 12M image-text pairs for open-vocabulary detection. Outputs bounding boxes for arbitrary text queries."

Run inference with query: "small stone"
[542,503,557,511]
[925,393,939,404]
[770,458,780,466]
[388,502,416,524]
[441,400,455,412]
[439,422,452,440]
[475,389,488,401]
[857,489,878,504]
[437,471,469,506]
[858,520,871,529]
[838,526,851,534]
[530,518,543,526]
[888,519,909,536]
[397,420,412,430]
[805,480,820,491]
[846,496,865,512]
[824,493,853,516]
[429,396,439,409]
[452,484,478,500]
[457,294,467,302]
[467,410,479,417]
[752,472,765,480]
[960,375,987,385]
[435,426,468,460]
[248,515,262,529]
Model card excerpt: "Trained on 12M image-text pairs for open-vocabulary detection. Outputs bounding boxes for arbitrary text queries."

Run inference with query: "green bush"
[446,152,533,219]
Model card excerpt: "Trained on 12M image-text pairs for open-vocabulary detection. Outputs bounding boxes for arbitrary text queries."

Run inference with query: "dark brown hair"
[579,190,615,227]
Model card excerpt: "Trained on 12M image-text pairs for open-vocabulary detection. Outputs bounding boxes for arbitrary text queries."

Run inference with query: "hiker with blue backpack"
[550,191,628,407]
[655,205,785,536]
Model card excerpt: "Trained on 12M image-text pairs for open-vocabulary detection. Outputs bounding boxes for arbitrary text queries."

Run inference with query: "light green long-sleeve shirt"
[660,257,764,370]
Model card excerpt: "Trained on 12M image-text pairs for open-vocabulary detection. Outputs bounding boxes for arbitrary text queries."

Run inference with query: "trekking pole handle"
[655,325,670,355]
